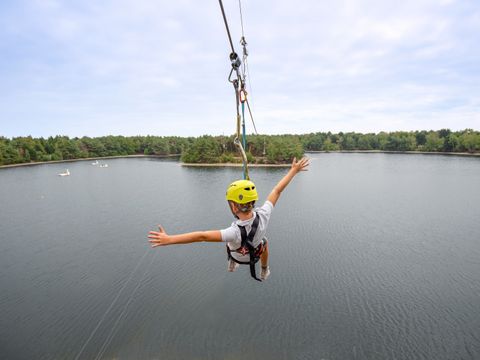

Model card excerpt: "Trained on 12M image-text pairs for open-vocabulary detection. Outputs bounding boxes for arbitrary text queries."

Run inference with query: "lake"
[1,153,479,360]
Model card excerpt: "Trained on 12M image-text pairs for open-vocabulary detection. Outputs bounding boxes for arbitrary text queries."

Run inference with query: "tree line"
[301,129,480,153]
[0,135,191,166]
[1,129,479,166]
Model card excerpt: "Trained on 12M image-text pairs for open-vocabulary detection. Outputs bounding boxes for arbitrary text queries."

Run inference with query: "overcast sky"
[1,0,479,138]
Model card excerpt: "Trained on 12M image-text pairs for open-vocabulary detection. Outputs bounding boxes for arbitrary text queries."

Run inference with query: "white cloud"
[0,0,479,137]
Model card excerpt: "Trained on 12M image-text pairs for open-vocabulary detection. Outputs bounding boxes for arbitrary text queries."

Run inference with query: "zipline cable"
[218,0,235,55]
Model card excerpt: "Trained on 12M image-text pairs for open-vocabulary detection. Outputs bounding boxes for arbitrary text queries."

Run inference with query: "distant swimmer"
[148,157,310,281]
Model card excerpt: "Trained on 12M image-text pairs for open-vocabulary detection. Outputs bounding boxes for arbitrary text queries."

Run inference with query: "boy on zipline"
[148,157,310,281]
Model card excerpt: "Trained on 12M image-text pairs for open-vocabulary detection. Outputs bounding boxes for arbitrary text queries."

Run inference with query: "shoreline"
[1,150,479,169]
[305,150,480,157]
[181,163,290,168]
[0,154,180,169]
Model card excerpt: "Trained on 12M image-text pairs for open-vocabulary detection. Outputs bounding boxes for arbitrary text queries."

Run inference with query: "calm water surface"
[1,154,479,360]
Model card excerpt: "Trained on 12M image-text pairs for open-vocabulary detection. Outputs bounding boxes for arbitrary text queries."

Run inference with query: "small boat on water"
[99,164,109,168]
[92,160,99,165]
[58,169,70,177]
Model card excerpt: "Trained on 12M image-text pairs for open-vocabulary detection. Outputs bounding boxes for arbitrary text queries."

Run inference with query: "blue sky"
[1,0,479,138]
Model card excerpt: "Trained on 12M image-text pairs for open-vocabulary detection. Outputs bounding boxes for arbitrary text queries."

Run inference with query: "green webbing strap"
[234,111,249,181]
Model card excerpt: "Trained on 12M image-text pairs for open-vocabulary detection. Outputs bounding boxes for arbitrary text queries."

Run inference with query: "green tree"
[376,132,389,150]
[2,142,21,164]
[424,132,444,151]
[181,136,222,163]
[443,133,458,152]
[144,137,169,155]
[460,132,480,153]
[322,137,339,151]
[415,131,427,147]
[388,132,416,151]
[340,133,357,150]
[357,134,374,150]
[0,137,9,165]
[301,132,325,151]
[438,128,451,139]
[53,136,81,159]
[266,136,303,163]
[246,135,267,156]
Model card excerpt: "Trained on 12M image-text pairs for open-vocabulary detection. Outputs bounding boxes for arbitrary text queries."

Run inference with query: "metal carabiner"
[240,36,248,58]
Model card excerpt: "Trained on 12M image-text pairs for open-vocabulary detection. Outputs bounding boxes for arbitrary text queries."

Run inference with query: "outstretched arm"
[267,157,309,206]
[148,226,222,247]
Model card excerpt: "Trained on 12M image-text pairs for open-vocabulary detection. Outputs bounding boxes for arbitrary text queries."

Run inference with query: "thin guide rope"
[238,0,246,38]
[94,252,158,360]
[74,249,151,360]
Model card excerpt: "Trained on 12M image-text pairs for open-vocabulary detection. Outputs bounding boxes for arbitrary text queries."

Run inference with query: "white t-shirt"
[220,201,274,262]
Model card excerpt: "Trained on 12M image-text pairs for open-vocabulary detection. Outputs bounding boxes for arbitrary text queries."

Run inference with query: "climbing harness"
[226,213,266,281]
[218,0,260,181]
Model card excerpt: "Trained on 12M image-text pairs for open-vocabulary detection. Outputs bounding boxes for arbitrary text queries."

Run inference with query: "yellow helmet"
[226,179,258,204]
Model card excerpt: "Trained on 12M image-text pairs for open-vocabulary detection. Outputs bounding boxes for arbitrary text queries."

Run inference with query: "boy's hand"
[291,157,310,174]
[148,225,170,247]
[267,156,310,206]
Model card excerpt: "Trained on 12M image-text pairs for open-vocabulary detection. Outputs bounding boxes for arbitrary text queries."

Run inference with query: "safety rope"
[238,0,246,40]
[237,1,258,136]
[237,1,259,136]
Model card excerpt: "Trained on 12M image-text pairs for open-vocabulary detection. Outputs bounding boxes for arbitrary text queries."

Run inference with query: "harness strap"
[237,215,262,281]
[226,242,264,264]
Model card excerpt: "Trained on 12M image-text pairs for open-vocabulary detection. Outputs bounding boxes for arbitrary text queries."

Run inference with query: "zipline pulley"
[230,52,242,71]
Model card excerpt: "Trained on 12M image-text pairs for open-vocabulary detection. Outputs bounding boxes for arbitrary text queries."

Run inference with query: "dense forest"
[1,129,479,166]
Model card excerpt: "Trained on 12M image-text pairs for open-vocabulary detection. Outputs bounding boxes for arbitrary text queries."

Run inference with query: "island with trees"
[1,129,479,167]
